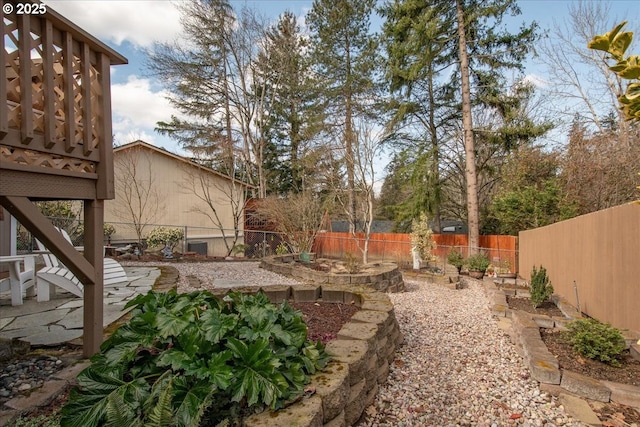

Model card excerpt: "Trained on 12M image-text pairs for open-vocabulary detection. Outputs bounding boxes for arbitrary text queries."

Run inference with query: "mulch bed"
[507,295,640,425]
[506,295,564,317]
[291,301,360,344]
[540,328,640,387]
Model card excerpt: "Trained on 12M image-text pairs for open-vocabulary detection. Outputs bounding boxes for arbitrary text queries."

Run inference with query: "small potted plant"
[466,252,490,279]
[446,250,465,274]
[496,259,516,279]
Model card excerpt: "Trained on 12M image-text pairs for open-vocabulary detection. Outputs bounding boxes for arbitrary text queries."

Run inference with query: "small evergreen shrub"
[466,252,490,272]
[410,213,437,261]
[529,265,553,308]
[566,318,626,366]
[446,250,464,273]
[146,226,184,251]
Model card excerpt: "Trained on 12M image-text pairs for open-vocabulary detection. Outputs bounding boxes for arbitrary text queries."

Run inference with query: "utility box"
[188,241,207,255]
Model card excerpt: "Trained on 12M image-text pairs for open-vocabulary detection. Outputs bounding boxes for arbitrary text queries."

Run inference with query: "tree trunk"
[455,0,479,254]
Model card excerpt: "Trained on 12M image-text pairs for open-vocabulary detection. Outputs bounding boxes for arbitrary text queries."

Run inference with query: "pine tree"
[256,12,324,195]
[379,0,539,249]
[306,0,381,232]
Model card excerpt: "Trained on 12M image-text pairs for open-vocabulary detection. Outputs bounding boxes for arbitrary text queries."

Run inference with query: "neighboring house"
[105,140,253,256]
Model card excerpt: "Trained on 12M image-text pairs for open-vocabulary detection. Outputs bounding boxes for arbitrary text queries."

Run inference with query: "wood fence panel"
[519,203,639,334]
[313,232,518,271]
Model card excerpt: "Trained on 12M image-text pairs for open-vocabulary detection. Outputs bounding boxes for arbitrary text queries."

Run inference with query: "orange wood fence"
[312,232,518,272]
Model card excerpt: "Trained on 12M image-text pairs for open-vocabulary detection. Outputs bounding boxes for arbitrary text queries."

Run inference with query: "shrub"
[466,252,490,272]
[103,223,116,238]
[60,290,329,427]
[446,250,464,273]
[275,242,291,255]
[410,213,437,261]
[146,226,184,251]
[566,318,626,366]
[529,265,553,308]
[344,251,360,274]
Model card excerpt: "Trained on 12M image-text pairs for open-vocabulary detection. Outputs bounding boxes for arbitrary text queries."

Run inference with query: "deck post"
[83,199,105,357]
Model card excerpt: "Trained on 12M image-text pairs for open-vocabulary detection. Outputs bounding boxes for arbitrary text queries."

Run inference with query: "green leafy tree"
[306,0,382,233]
[489,144,576,234]
[588,21,640,121]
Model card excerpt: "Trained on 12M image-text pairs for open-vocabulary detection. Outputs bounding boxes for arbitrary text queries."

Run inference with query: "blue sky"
[42,0,639,158]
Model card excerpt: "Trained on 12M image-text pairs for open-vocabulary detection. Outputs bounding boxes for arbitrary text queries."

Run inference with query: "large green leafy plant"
[60,291,329,427]
[589,22,640,204]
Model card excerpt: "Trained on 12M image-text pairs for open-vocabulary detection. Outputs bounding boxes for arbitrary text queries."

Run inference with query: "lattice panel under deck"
[3,12,104,165]
[0,145,96,173]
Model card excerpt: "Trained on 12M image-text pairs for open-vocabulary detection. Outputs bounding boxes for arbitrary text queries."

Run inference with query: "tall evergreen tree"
[256,12,324,195]
[306,0,381,232]
[380,0,456,232]
[147,0,274,197]
[380,0,539,248]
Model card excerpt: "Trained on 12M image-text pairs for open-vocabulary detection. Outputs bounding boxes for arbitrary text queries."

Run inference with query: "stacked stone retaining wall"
[485,280,640,410]
[260,255,405,293]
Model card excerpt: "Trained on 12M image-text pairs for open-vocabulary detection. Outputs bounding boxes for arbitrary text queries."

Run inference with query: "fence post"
[262,231,267,258]
[183,226,188,253]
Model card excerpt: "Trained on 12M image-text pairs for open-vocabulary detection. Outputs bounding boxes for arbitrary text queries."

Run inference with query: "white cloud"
[43,1,182,47]
[522,74,548,89]
[110,75,179,146]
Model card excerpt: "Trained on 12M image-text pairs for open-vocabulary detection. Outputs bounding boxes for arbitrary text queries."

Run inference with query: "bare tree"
[537,1,638,140]
[179,157,248,257]
[251,193,326,254]
[335,122,383,264]
[112,146,165,249]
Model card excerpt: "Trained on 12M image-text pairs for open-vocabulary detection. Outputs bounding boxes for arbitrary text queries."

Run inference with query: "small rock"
[18,383,31,391]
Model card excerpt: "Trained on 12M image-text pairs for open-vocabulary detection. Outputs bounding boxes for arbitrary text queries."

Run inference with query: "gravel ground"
[121,261,303,293]
[2,262,585,425]
[0,356,64,405]
[131,262,583,426]
[153,262,583,426]
[359,278,583,427]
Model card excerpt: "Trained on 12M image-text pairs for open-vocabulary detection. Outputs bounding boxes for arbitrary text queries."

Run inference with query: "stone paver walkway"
[0,266,159,346]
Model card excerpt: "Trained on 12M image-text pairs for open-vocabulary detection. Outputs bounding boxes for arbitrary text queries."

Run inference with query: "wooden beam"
[41,19,56,148]
[0,15,8,140]
[17,13,34,145]
[0,195,95,284]
[82,198,104,357]
[62,31,75,152]
[1,129,100,162]
[95,52,114,200]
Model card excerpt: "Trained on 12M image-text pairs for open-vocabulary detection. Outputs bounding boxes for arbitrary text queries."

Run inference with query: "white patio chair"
[35,228,128,301]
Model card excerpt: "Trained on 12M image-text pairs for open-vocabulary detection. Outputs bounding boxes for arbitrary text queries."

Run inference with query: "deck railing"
[1,1,127,199]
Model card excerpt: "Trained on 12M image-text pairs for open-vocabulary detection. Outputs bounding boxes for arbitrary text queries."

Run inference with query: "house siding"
[104,142,247,256]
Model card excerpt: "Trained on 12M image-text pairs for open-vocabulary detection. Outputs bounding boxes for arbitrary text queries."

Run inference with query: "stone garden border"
[484,280,640,410]
[260,255,405,293]
[206,283,402,427]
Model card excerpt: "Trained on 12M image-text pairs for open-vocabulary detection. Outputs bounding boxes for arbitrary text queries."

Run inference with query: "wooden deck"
[1,0,127,356]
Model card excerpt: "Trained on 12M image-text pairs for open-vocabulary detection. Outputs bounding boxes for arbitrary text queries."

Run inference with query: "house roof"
[113,140,256,188]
